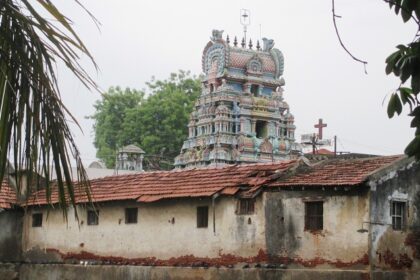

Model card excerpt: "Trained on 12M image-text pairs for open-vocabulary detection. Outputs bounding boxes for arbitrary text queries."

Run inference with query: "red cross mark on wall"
[314,118,327,140]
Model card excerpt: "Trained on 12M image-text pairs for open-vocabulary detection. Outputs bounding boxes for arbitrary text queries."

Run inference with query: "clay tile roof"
[23,155,406,206]
[26,160,298,206]
[268,155,404,188]
[0,181,17,209]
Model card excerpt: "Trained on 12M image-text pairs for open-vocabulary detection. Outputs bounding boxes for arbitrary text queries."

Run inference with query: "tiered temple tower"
[174,30,300,168]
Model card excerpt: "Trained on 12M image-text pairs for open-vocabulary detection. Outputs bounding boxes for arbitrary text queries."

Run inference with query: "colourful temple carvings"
[175,30,300,168]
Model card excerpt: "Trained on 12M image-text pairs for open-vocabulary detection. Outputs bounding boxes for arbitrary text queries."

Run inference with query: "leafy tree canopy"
[91,87,144,168]
[385,0,420,159]
[91,71,201,169]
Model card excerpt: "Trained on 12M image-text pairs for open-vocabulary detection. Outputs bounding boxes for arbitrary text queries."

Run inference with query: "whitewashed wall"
[22,196,265,260]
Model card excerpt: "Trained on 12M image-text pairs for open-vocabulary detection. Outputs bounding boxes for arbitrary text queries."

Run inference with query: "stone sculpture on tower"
[174,30,301,168]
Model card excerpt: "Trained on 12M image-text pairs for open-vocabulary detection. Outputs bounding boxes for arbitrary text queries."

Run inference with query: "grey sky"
[55,0,417,164]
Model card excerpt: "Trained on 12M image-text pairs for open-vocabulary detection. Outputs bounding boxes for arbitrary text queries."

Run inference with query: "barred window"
[87,210,99,226]
[305,201,323,231]
[237,199,255,215]
[197,206,208,228]
[125,208,138,224]
[391,201,406,231]
[32,213,43,227]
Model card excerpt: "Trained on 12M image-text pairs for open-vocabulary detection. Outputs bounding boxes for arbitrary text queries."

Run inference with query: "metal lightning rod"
[240,9,250,43]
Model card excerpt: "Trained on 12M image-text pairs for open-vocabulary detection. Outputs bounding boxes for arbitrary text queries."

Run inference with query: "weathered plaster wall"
[0,209,23,262]
[369,160,420,273]
[22,196,266,264]
[264,189,370,269]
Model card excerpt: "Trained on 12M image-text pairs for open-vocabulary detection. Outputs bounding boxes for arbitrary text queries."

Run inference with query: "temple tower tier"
[116,144,145,171]
[175,30,301,168]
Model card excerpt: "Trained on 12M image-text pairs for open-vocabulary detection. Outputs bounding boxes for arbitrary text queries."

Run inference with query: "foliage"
[91,87,144,168]
[91,71,201,169]
[385,0,420,159]
[0,0,98,214]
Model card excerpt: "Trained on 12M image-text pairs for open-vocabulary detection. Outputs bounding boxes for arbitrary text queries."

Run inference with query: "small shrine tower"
[116,144,145,171]
[174,30,301,168]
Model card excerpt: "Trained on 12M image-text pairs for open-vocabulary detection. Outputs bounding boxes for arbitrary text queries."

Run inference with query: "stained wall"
[263,188,370,269]
[0,208,23,262]
[22,196,266,263]
[369,159,420,275]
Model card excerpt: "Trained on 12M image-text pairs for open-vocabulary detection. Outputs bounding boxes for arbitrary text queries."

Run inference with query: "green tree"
[91,71,201,169]
[385,0,420,159]
[0,1,98,212]
[91,87,144,168]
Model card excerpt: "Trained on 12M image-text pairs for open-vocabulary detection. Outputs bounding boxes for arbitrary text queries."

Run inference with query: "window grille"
[305,201,323,231]
[87,210,99,225]
[197,206,208,228]
[237,199,255,215]
[125,208,138,224]
[391,201,406,231]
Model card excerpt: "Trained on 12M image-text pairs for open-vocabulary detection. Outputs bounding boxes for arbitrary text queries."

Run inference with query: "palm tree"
[0,0,99,215]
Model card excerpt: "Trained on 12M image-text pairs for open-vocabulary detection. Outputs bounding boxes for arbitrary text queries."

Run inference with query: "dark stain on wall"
[0,209,23,262]
[382,250,413,269]
[23,247,369,270]
[405,231,420,259]
[45,248,271,267]
[23,246,63,263]
[405,190,420,260]
[370,160,420,272]
[264,192,299,260]
[264,189,369,267]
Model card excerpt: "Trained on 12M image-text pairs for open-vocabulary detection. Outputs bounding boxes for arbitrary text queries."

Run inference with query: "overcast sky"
[55,0,418,164]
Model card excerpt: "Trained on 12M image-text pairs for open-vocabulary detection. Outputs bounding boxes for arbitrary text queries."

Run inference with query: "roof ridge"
[363,155,408,182]
[88,160,299,181]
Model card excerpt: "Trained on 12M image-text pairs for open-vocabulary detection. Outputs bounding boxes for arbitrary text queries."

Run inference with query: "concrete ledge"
[16,264,369,280]
[371,271,420,280]
[2,264,418,280]
[0,264,19,280]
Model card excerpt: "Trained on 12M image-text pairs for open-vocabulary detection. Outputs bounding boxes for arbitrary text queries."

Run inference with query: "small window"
[237,199,255,215]
[87,210,99,226]
[391,201,406,231]
[197,206,208,228]
[305,201,323,231]
[32,213,43,227]
[251,84,259,96]
[125,208,138,224]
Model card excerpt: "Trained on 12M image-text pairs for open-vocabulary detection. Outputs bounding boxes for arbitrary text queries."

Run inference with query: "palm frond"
[0,0,98,217]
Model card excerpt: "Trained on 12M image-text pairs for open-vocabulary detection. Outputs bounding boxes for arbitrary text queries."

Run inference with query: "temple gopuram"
[175,30,301,168]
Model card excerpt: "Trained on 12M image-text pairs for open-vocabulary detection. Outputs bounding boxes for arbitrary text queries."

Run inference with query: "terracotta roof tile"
[22,155,406,206]
[0,181,17,209]
[220,187,240,195]
[268,155,403,188]
[26,160,298,206]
